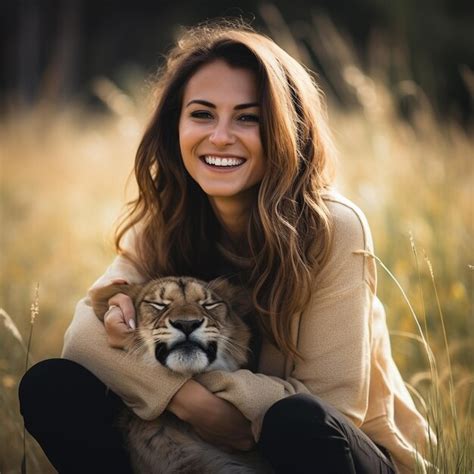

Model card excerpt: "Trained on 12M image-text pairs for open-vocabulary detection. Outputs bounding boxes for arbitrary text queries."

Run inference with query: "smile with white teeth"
[203,155,245,167]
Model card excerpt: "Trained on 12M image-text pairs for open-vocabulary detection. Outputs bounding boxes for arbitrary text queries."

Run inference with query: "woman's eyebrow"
[185,99,259,110]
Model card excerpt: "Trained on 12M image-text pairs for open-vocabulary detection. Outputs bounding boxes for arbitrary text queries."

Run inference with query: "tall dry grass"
[1,10,472,473]
[0,100,145,472]
[267,9,473,472]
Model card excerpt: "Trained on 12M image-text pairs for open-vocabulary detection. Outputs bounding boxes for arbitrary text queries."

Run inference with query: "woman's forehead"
[182,60,258,105]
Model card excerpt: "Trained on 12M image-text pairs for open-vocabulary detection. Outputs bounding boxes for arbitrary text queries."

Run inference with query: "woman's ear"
[90,282,144,320]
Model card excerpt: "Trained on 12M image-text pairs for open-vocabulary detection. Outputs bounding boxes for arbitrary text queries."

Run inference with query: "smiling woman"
[179,60,265,237]
[19,20,433,474]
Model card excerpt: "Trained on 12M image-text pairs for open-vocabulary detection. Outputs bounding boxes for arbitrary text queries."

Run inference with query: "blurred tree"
[1,0,473,123]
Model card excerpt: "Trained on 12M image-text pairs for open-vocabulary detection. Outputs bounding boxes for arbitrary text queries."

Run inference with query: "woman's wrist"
[167,379,213,422]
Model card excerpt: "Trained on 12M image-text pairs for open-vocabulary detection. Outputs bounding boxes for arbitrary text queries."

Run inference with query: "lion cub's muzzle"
[154,315,218,373]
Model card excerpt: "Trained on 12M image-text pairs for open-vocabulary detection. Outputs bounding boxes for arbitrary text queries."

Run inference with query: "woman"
[19,22,432,473]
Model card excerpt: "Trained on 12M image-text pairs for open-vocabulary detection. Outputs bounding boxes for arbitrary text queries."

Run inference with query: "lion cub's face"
[96,277,253,376]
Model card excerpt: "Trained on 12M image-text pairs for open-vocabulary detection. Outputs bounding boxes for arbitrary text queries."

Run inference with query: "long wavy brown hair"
[115,21,336,361]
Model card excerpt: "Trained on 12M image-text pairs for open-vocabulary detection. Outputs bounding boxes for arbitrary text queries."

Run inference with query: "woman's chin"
[200,186,246,200]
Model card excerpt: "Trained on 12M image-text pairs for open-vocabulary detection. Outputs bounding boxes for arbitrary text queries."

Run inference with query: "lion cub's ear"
[90,282,144,321]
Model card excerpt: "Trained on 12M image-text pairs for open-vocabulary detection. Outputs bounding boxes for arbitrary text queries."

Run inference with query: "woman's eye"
[238,114,259,123]
[190,110,213,119]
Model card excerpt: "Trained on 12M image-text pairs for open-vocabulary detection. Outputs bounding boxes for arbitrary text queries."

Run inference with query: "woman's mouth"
[200,155,246,169]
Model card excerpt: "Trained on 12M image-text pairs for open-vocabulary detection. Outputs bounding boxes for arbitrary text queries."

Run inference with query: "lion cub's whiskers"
[218,334,252,357]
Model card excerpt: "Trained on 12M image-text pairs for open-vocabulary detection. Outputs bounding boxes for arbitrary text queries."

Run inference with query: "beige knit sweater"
[62,191,433,473]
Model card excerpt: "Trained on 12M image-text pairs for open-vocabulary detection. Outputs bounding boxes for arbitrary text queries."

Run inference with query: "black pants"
[19,359,395,474]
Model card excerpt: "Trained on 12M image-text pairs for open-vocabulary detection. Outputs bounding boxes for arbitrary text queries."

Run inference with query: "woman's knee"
[259,394,357,473]
[19,358,102,425]
[261,393,330,435]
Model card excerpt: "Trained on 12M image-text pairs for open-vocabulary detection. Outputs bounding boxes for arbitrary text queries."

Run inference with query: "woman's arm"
[193,197,375,438]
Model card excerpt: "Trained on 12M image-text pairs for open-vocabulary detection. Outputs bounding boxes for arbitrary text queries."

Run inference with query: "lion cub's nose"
[170,319,204,336]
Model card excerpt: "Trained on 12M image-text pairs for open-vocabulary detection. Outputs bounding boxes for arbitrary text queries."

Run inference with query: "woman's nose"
[209,120,236,146]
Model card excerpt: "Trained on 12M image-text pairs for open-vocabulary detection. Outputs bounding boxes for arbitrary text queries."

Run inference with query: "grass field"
[1,17,473,474]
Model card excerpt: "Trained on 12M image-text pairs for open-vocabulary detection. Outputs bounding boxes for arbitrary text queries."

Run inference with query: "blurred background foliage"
[0,1,473,473]
[2,0,474,124]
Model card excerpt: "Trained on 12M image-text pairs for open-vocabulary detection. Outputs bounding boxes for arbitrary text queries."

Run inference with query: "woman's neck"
[209,195,252,245]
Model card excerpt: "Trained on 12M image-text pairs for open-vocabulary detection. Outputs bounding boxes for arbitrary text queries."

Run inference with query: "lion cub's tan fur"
[92,277,272,474]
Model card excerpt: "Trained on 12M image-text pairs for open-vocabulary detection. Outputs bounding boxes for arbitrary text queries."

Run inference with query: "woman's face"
[179,60,265,204]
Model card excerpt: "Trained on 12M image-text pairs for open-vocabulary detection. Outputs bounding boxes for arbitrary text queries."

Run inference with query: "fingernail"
[128,319,136,330]
[111,278,128,285]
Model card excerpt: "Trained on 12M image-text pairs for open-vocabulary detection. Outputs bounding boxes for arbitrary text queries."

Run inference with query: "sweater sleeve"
[61,227,191,420]
[194,198,375,441]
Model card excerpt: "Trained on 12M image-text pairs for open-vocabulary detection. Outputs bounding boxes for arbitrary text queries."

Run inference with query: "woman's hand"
[168,379,255,452]
[103,287,136,349]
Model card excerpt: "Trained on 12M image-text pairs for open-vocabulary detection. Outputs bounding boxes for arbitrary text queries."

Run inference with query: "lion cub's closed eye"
[91,276,273,474]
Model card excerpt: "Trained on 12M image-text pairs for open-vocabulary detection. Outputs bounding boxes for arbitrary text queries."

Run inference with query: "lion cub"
[92,276,272,474]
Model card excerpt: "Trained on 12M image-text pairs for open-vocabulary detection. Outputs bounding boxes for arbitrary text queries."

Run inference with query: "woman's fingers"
[103,293,136,349]
[103,306,132,348]
[108,293,136,330]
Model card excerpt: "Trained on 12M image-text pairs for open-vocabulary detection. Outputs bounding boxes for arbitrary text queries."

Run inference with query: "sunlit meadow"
[1,12,472,474]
